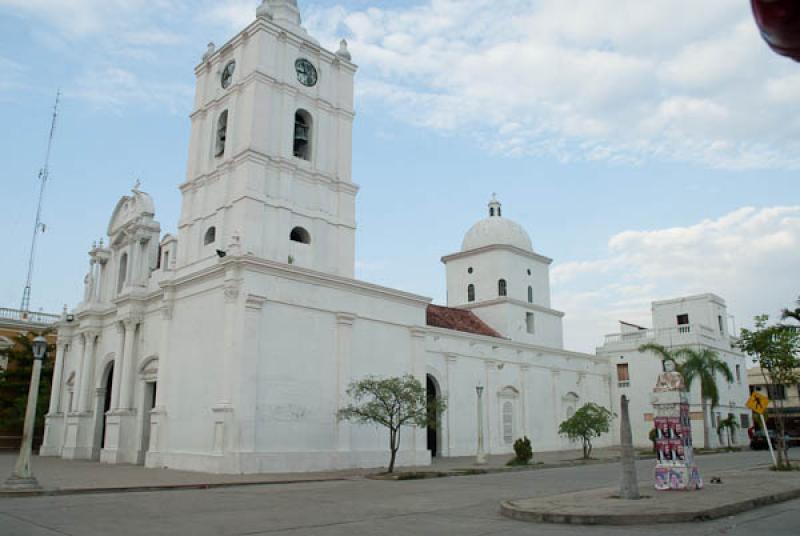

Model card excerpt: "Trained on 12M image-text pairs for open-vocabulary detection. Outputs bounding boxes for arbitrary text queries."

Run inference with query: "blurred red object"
[751,0,800,61]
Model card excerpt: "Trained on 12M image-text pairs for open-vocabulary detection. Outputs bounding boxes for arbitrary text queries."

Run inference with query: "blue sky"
[1,0,798,352]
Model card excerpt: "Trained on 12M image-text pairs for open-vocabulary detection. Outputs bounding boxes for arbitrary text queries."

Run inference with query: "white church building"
[38,1,751,476]
[39,0,616,474]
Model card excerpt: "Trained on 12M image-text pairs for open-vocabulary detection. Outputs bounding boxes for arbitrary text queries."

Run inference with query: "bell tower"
[176,0,358,277]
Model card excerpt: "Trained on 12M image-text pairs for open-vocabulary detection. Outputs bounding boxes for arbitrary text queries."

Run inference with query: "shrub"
[507,436,533,466]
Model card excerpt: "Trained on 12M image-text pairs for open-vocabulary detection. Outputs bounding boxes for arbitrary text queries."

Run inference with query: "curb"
[0,476,350,499]
[499,487,800,525]
[365,457,622,481]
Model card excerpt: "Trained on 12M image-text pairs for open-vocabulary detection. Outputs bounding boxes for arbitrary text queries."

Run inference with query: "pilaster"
[519,364,530,438]
[409,327,427,464]
[445,354,458,456]
[484,360,498,452]
[335,312,355,451]
[110,322,125,409]
[48,342,68,414]
[77,330,100,413]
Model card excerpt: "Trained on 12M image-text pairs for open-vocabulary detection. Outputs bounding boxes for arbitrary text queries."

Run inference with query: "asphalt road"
[1,450,797,536]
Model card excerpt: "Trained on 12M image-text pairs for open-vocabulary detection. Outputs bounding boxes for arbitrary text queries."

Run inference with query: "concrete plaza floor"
[1,450,797,536]
[0,446,631,494]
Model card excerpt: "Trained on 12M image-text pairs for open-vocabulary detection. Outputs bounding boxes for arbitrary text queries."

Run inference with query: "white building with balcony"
[597,294,750,449]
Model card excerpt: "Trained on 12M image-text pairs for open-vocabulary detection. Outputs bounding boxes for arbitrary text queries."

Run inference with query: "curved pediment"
[107,188,156,237]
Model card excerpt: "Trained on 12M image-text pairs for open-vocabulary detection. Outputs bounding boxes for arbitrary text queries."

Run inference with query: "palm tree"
[675,347,734,450]
[717,415,739,450]
[638,343,680,368]
[782,295,800,324]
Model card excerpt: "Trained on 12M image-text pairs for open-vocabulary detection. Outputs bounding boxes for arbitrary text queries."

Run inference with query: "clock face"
[221,60,236,89]
[295,58,318,87]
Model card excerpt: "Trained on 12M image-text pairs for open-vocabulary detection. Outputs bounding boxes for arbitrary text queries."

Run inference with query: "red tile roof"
[426,304,503,338]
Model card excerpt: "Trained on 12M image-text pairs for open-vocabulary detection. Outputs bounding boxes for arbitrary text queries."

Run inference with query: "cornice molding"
[424,325,610,366]
[441,244,553,265]
[459,298,566,318]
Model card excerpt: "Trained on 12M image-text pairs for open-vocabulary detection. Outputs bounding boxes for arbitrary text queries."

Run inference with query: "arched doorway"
[100,364,114,449]
[138,356,159,464]
[426,375,440,457]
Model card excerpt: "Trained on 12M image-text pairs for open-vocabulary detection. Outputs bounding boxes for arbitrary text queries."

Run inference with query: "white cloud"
[0,0,185,40]
[305,0,800,169]
[67,66,193,113]
[5,1,799,167]
[552,206,800,353]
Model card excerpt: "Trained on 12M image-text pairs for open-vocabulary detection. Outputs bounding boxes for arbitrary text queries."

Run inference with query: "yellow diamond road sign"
[747,392,769,415]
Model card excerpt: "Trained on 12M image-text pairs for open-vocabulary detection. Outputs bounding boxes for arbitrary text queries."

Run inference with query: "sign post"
[747,392,776,468]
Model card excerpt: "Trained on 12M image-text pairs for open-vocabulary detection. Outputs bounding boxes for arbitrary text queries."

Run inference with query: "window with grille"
[617,363,630,387]
[502,401,513,445]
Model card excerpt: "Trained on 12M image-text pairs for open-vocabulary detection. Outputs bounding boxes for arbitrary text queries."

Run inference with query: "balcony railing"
[603,323,719,346]
[0,307,60,325]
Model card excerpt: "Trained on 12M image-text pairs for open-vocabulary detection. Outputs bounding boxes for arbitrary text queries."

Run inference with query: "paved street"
[1,450,798,535]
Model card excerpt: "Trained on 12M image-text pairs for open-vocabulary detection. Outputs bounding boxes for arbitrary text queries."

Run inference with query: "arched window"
[204,226,216,245]
[290,226,311,244]
[117,252,128,294]
[502,401,514,445]
[293,109,312,160]
[498,279,507,297]
[528,286,533,303]
[467,284,475,302]
[215,110,228,157]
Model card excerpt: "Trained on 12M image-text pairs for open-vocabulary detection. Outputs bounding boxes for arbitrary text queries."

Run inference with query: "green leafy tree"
[337,375,445,473]
[738,315,800,469]
[558,403,614,459]
[675,347,734,450]
[716,415,739,449]
[0,332,55,441]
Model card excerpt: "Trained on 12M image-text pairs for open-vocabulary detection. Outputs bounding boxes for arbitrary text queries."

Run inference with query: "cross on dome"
[488,193,502,217]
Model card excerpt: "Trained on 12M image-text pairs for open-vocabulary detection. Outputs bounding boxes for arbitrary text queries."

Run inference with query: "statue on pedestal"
[654,360,685,392]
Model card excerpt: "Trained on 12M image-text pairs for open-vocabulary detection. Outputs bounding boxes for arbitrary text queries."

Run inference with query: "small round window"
[527,269,531,276]
[468,267,473,274]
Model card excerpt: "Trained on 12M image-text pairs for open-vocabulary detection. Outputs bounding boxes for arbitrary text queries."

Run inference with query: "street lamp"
[475,384,487,465]
[3,335,47,490]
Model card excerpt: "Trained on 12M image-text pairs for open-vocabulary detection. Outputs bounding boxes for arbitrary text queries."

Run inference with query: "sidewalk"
[0,447,624,496]
[501,468,800,525]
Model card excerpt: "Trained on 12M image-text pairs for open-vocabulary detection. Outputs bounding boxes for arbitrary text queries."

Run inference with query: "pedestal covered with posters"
[651,363,703,491]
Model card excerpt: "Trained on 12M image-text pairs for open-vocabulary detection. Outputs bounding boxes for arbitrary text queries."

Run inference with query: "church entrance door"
[426,375,439,457]
[100,364,114,449]
[139,381,157,464]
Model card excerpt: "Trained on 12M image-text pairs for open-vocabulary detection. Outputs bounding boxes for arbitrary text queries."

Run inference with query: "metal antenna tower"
[20,90,60,315]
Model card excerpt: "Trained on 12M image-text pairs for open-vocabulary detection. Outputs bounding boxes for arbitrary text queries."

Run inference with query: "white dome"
[461,197,532,252]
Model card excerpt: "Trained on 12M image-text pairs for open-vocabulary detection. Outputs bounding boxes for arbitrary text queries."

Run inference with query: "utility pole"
[20,91,60,317]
